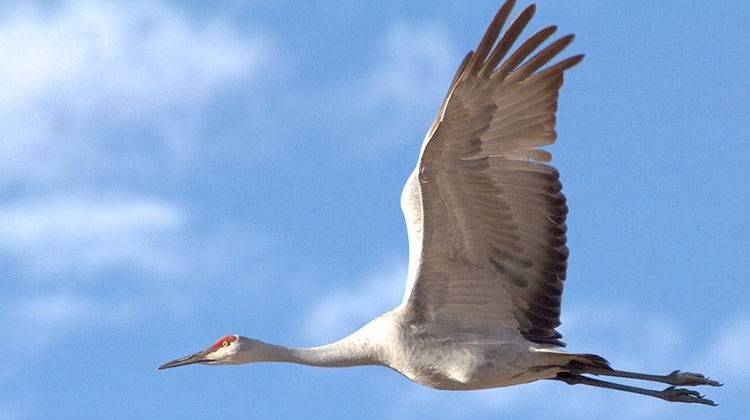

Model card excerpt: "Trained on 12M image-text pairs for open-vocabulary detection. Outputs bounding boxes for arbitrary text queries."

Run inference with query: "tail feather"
[532,348,611,375]
[565,353,611,371]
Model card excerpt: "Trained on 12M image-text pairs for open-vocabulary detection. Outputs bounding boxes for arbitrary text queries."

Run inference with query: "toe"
[666,370,722,387]
[661,386,717,406]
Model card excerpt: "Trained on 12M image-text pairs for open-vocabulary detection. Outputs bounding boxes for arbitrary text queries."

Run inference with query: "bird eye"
[221,340,230,347]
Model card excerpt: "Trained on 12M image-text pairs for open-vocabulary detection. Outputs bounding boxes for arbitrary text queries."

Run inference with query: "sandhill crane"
[160,0,721,405]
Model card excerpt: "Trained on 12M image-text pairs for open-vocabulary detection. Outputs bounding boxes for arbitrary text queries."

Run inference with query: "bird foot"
[664,370,722,387]
[659,386,717,406]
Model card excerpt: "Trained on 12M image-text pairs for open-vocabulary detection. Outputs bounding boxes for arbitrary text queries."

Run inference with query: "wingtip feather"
[481,3,537,76]
[469,0,518,74]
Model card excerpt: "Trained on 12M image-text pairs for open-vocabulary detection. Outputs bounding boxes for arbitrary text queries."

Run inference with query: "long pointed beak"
[158,351,211,370]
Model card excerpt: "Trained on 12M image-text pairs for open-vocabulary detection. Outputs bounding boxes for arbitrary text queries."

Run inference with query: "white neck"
[239,334,381,368]
[235,311,395,368]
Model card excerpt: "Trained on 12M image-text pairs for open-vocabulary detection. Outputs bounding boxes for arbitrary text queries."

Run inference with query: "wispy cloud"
[0,0,276,364]
[0,0,273,185]
[0,292,143,357]
[305,262,406,343]
[318,21,457,151]
[697,315,750,381]
[361,21,456,109]
[561,303,686,370]
[0,194,185,277]
[0,0,274,278]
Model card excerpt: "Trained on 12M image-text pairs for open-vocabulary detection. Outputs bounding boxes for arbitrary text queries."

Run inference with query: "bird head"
[158,334,245,370]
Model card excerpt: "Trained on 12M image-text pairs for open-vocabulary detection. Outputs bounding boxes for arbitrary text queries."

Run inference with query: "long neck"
[246,335,381,368]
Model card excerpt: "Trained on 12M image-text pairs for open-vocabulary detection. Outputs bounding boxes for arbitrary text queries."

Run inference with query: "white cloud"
[362,21,456,109]
[321,21,458,151]
[561,303,685,371]
[1,293,141,352]
[0,0,273,184]
[0,0,276,279]
[0,194,186,277]
[697,315,750,380]
[305,262,406,343]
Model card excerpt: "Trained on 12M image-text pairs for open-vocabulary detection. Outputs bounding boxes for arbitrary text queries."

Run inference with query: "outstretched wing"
[400,0,582,347]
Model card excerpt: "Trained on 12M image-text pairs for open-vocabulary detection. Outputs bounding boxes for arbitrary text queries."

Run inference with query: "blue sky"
[1,1,748,419]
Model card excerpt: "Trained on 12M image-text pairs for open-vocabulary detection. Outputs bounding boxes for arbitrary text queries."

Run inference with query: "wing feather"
[400,0,581,347]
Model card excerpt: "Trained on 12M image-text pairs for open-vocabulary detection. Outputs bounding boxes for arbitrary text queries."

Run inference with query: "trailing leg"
[554,373,717,406]
[578,366,721,387]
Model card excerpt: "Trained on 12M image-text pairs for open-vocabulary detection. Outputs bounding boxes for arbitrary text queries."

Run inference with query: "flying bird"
[160,0,721,406]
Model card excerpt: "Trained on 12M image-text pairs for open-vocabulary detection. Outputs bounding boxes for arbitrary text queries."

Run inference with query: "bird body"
[330,309,558,390]
[160,0,721,406]
[224,310,578,391]
[381,318,565,390]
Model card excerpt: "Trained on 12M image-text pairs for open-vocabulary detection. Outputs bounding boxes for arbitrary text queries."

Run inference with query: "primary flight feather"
[160,0,721,406]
